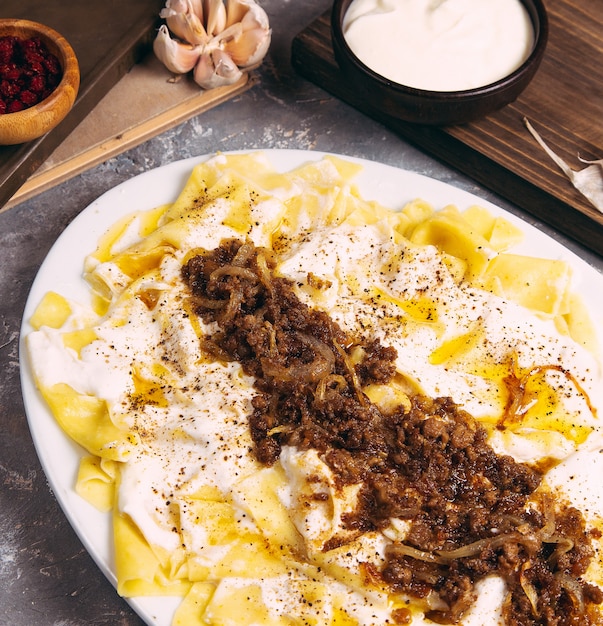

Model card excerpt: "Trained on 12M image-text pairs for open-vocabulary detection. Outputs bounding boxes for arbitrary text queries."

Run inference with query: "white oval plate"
[19,150,603,625]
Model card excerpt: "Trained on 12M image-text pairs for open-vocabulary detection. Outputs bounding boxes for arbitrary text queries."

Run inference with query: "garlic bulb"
[154,0,271,89]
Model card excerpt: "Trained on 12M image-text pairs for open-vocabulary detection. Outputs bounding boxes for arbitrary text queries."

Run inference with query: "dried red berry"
[43,54,61,76]
[28,74,46,93]
[24,49,45,67]
[0,34,63,114]
[1,63,23,82]
[27,60,45,76]
[0,36,16,64]
[19,89,38,106]
[0,78,19,99]
[7,99,24,113]
[21,37,42,53]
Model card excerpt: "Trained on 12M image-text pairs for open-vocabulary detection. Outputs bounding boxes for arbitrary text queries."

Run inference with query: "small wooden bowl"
[0,19,80,145]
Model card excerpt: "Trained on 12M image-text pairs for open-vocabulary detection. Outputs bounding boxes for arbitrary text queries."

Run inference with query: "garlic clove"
[203,0,227,37]
[225,0,268,30]
[222,1,271,68]
[214,21,244,46]
[239,0,270,32]
[224,0,249,28]
[223,25,271,68]
[192,52,215,88]
[524,118,603,212]
[193,47,243,89]
[153,25,202,74]
[189,0,204,21]
[213,48,244,81]
[160,0,208,45]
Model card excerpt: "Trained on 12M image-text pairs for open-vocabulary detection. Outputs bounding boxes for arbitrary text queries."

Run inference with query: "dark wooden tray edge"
[0,15,159,208]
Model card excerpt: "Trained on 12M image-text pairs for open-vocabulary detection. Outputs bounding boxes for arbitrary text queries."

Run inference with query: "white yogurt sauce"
[343,0,535,91]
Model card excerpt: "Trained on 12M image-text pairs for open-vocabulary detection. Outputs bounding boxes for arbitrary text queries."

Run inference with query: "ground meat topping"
[181,238,603,626]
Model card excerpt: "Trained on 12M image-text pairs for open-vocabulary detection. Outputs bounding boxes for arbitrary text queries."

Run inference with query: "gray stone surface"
[1,2,601,625]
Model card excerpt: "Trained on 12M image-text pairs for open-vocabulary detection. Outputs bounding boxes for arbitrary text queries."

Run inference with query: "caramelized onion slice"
[261,332,335,384]
[389,532,540,566]
[315,374,348,401]
[200,336,232,361]
[435,533,539,562]
[253,250,273,292]
[387,542,446,565]
[192,295,227,310]
[333,340,366,406]
[519,561,540,617]
[209,264,259,283]
[556,572,585,614]
[547,537,575,566]
[231,241,256,266]
[221,285,244,323]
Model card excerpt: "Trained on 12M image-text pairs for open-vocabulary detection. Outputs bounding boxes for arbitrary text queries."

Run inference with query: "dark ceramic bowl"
[331,0,548,126]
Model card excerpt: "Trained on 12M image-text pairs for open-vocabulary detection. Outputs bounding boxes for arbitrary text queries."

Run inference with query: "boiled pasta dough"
[26,153,603,625]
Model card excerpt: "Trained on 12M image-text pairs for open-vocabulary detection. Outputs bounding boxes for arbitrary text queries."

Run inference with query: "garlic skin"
[160,0,208,45]
[223,0,271,68]
[205,0,227,36]
[525,118,603,212]
[194,47,243,89]
[153,25,201,74]
[154,0,271,90]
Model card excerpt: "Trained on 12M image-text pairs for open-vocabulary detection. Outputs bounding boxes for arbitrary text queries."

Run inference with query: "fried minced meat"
[181,239,603,625]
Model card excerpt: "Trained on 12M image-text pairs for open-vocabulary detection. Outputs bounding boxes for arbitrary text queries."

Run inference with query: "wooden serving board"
[3,54,253,211]
[0,1,255,212]
[0,0,165,209]
[291,0,603,256]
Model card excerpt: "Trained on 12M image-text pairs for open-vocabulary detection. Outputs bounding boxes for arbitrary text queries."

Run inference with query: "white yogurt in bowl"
[342,0,535,92]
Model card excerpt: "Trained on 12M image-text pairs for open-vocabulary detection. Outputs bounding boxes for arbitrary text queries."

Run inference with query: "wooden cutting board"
[291,0,603,256]
[3,55,253,210]
[0,0,164,208]
[0,1,256,211]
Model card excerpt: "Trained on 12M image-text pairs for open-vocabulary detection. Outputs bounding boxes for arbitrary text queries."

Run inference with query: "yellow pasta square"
[484,253,572,316]
[29,291,72,329]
